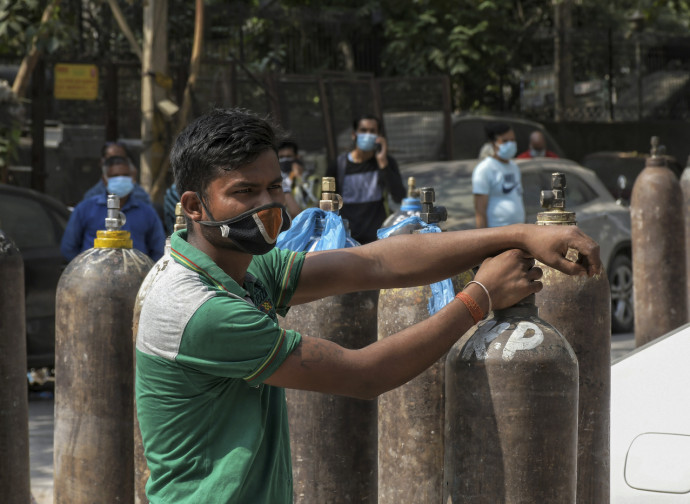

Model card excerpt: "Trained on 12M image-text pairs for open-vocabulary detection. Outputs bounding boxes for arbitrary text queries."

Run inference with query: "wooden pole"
[141,0,168,196]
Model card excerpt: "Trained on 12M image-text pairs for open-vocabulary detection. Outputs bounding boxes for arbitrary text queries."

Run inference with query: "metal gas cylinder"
[0,231,31,503]
[631,137,687,346]
[679,155,690,315]
[534,172,611,504]
[281,177,379,503]
[377,187,462,504]
[132,201,186,504]
[444,295,579,503]
[54,195,154,504]
[382,176,422,227]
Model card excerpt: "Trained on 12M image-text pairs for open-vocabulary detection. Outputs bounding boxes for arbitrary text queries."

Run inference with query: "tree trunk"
[11,0,62,99]
[141,0,168,197]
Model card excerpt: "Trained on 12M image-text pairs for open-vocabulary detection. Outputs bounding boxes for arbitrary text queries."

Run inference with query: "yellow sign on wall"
[54,63,99,100]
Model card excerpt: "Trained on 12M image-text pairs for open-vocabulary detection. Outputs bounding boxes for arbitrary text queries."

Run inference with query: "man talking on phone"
[326,114,405,244]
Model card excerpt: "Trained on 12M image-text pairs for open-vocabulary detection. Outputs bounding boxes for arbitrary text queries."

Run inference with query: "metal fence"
[521,29,690,122]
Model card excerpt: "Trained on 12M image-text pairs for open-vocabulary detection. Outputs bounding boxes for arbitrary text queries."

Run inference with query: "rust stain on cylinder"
[630,165,687,346]
[0,232,31,503]
[54,247,152,504]
[280,290,379,504]
[378,273,471,504]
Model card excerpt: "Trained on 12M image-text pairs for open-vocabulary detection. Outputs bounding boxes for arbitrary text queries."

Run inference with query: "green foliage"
[0,0,70,57]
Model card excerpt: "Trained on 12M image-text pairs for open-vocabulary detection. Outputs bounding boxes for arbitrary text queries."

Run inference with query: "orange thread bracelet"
[455,291,484,325]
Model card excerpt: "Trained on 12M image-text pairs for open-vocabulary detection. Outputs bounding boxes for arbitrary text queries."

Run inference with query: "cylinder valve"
[319,177,344,213]
[538,173,576,225]
[419,187,448,224]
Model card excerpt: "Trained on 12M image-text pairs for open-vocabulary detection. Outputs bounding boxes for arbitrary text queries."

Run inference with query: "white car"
[398,157,633,332]
[610,324,690,502]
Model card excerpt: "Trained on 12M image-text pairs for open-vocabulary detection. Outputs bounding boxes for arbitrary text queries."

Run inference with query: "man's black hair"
[352,114,381,132]
[484,122,512,141]
[278,140,299,155]
[101,141,129,159]
[171,108,279,199]
[101,155,134,176]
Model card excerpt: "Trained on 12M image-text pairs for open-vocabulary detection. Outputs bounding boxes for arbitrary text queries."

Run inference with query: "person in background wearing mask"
[516,130,559,159]
[61,156,166,261]
[472,122,525,229]
[325,113,405,244]
[82,141,152,203]
[277,140,305,217]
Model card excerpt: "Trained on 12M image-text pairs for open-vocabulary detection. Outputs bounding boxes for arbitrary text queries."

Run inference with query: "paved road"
[29,333,636,504]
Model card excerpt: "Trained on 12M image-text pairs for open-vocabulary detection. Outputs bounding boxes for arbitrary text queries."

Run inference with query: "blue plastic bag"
[377,216,456,316]
[277,208,347,252]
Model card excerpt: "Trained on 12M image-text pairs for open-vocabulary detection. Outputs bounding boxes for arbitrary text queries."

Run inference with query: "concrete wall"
[543,121,690,167]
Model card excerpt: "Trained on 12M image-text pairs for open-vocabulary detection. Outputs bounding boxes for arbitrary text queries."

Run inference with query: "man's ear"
[181,191,203,221]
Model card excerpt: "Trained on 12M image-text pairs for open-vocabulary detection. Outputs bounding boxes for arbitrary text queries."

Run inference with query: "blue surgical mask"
[497,141,517,160]
[356,133,377,152]
[107,176,134,198]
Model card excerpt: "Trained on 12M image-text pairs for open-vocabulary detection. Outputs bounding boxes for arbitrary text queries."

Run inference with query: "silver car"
[398,157,633,333]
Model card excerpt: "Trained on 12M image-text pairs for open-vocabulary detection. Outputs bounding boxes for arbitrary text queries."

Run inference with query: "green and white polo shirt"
[135,230,305,503]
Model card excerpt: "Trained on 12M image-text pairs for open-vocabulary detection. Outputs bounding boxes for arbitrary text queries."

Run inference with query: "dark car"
[0,184,69,378]
[581,151,684,201]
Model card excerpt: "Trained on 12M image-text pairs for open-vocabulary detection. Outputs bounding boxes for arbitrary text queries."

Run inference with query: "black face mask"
[196,193,291,255]
[279,159,294,174]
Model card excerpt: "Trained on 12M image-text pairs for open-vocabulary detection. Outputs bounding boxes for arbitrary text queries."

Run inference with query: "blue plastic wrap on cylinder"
[0,231,31,504]
[278,177,378,503]
[306,211,360,251]
[444,295,578,503]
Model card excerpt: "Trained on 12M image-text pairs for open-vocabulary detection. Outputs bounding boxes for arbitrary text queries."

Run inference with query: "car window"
[521,172,544,216]
[562,172,597,207]
[0,194,60,250]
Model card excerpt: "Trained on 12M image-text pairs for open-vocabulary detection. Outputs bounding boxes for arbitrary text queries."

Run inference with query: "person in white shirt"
[472,122,525,229]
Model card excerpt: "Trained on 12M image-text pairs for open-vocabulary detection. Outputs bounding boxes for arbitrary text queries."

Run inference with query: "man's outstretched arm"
[290,223,601,306]
[267,249,542,399]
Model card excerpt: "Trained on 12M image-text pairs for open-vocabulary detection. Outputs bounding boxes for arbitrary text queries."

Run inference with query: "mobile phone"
[376,143,382,154]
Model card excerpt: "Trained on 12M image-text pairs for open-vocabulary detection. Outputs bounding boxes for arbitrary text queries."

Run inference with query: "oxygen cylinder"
[679,155,690,315]
[281,177,379,504]
[54,195,154,504]
[132,202,186,504]
[382,176,422,227]
[534,172,611,504]
[444,295,579,503]
[631,137,687,346]
[0,231,31,503]
[377,187,466,504]
[305,178,359,250]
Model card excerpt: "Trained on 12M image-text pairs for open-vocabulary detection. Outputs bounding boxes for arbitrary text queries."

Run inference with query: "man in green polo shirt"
[135,108,602,503]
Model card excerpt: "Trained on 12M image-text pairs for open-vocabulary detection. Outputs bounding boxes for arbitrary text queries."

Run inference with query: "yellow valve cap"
[93,229,133,249]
